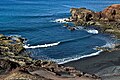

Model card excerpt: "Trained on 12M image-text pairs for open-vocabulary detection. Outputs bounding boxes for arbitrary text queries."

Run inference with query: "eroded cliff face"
[69,4,120,38]
[102,4,120,21]
[0,34,101,80]
[70,8,95,22]
[70,4,120,22]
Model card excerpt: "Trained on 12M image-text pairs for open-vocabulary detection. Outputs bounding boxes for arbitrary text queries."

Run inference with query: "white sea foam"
[95,35,116,49]
[93,42,115,51]
[87,29,99,34]
[51,50,103,64]
[52,18,69,23]
[102,42,116,48]
[24,42,60,49]
[76,26,84,30]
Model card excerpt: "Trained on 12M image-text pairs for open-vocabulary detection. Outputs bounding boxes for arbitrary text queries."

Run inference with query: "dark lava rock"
[0,59,20,74]
[102,4,120,21]
[0,34,101,80]
[69,4,120,38]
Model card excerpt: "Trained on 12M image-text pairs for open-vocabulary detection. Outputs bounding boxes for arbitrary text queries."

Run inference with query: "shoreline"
[58,50,103,64]
[0,34,100,80]
[1,3,120,80]
[57,32,117,64]
[64,46,120,79]
[62,5,120,79]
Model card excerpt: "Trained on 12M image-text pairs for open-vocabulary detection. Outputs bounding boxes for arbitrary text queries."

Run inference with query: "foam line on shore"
[102,42,116,48]
[57,40,116,64]
[52,50,103,64]
[23,42,60,49]
[95,35,116,49]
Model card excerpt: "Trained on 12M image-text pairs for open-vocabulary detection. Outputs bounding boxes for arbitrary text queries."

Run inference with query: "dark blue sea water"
[0,0,119,64]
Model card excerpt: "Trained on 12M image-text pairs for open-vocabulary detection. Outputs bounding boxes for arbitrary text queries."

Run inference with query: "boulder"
[0,59,20,74]
[70,8,95,22]
[67,27,76,31]
[0,34,5,38]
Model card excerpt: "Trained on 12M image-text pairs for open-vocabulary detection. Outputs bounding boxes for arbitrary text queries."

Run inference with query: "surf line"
[54,50,103,64]
[24,42,61,49]
[24,34,94,49]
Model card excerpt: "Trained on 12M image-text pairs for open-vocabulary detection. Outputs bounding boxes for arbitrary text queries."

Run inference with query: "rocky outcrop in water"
[70,8,95,22]
[0,34,101,80]
[69,4,120,38]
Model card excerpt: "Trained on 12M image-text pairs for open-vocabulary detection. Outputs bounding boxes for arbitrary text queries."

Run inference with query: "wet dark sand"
[64,49,120,80]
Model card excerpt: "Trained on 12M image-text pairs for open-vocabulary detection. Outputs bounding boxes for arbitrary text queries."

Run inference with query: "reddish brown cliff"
[102,4,120,21]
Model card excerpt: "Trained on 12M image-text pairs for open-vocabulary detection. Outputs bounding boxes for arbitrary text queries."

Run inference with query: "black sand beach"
[64,4,120,80]
[64,49,120,79]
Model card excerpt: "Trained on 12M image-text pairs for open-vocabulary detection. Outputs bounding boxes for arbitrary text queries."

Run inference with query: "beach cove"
[0,0,120,80]
[64,4,120,80]
[0,0,117,64]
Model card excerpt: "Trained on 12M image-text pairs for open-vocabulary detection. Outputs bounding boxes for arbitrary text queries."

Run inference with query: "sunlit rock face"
[102,4,120,21]
[70,4,120,22]
[70,8,95,22]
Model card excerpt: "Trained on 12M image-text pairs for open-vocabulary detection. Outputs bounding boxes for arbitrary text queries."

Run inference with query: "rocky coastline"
[63,4,120,80]
[0,34,100,80]
[65,4,120,39]
[1,4,120,80]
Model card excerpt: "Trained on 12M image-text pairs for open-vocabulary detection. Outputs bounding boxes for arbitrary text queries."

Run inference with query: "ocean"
[0,0,119,64]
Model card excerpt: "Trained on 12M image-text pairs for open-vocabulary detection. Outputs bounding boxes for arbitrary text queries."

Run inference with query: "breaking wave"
[52,18,69,23]
[86,29,99,34]
[24,42,60,49]
[71,26,99,34]
[24,34,93,49]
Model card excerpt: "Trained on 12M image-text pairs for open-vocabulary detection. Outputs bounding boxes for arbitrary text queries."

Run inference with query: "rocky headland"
[0,34,100,80]
[63,4,120,80]
[66,4,120,38]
